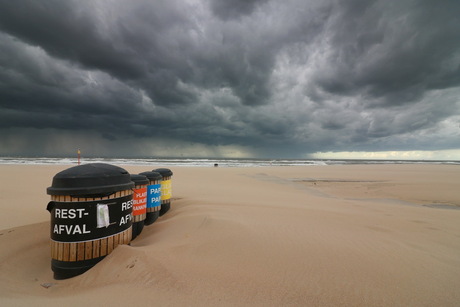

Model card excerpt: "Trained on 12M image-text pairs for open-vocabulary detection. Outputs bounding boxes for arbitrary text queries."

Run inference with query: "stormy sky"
[1,0,459,159]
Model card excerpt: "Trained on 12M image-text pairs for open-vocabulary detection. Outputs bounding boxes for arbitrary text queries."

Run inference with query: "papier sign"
[146,183,161,209]
[48,195,133,242]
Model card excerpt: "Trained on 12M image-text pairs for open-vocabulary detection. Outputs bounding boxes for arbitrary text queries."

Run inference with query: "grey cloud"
[0,0,459,158]
[312,0,460,106]
[0,0,329,107]
[0,1,146,78]
[210,0,269,20]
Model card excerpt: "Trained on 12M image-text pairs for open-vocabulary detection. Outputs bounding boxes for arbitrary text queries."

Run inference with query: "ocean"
[0,157,459,167]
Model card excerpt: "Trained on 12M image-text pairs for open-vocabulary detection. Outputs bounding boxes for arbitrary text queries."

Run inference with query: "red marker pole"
[77,149,81,165]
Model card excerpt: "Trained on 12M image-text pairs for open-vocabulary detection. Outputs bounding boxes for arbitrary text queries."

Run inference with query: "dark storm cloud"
[210,0,269,20]
[312,0,460,106]
[0,0,332,107]
[0,1,146,78]
[0,0,459,158]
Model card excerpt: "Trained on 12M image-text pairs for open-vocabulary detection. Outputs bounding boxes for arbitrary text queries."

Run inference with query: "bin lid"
[139,171,162,181]
[130,174,149,186]
[152,168,173,177]
[47,163,134,196]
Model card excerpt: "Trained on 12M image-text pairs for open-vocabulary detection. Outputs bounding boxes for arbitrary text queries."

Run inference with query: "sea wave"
[0,157,458,167]
[0,157,326,167]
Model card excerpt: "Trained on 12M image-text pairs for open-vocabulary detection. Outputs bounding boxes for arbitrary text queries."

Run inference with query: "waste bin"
[130,174,148,240]
[139,171,162,225]
[46,163,134,279]
[153,168,173,216]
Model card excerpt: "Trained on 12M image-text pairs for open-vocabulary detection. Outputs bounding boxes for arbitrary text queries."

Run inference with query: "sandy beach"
[1,164,459,306]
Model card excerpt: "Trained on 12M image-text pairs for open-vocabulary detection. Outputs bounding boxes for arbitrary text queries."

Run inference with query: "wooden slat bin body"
[139,171,162,226]
[153,168,173,216]
[47,163,134,280]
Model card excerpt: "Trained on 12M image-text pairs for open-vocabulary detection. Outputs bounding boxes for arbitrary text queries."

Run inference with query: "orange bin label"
[132,187,147,216]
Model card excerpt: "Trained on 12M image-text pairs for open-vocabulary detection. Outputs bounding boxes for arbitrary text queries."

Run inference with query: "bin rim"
[47,182,134,196]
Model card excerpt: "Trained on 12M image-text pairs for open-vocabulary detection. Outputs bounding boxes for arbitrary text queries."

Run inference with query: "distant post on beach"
[77,149,81,165]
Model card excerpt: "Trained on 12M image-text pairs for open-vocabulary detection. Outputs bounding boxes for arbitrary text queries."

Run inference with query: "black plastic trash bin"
[46,163,134,279]
[153,168,173,216]
[139,171,162,225]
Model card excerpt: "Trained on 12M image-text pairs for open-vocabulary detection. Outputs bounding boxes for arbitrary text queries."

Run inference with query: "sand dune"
[1,164,459,306]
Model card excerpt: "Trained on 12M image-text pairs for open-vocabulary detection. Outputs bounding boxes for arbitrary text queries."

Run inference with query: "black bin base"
[144,211,159,225]
[131,221,145,240]
[52,257,105,280]
[159,202,170,216]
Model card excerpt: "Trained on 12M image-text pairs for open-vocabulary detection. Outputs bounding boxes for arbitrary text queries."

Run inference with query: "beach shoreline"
[1,164,460,306]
